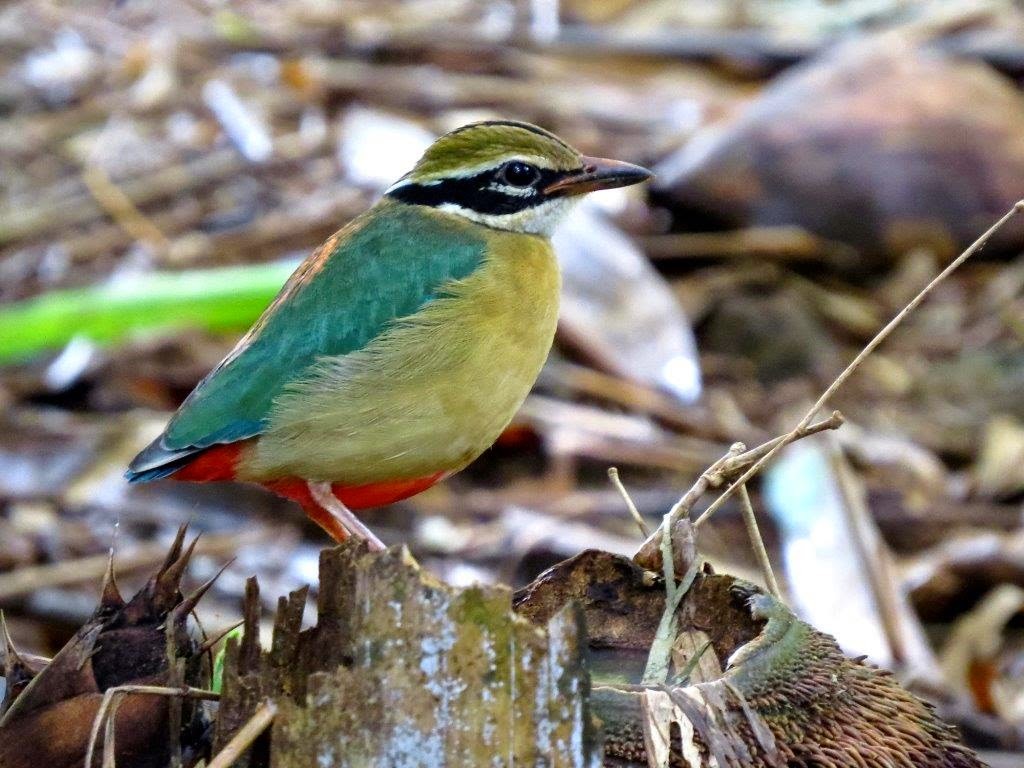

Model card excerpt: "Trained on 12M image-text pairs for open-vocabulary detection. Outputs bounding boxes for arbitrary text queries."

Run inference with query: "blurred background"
[1,0,1024,759]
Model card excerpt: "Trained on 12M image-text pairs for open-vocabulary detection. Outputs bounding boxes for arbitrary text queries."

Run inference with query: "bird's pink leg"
[306,481,386,551]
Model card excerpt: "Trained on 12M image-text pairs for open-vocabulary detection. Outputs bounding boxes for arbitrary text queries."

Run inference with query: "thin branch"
[102,695,121,768]
[693,200,1024,527]
[641,555,700,686]
[608,467,650,537]
[703,411,845,491]
[737,484,782,599]
[667,441,746,522]
[634,412,843,568]
[0,131,325,247]
[640,226,858,269]
[670,639,713,687]
[206,701,277,768]
[199,620,246,655]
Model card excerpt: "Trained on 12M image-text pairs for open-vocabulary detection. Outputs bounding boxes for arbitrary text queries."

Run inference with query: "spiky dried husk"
[0,524,212,768]
[718,590,983,768]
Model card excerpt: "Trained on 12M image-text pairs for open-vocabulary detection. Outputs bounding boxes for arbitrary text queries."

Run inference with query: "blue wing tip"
[126,433,196,484]
[125,464,179,484]
[125,421,262,484]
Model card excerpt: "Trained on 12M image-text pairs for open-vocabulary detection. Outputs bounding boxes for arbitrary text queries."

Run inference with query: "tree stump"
[215,541,600,767]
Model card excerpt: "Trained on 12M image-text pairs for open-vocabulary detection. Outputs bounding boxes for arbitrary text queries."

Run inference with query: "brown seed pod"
[0,525,217,768]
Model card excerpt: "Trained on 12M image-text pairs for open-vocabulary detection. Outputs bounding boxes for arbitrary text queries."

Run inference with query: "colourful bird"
[126,120,652,548]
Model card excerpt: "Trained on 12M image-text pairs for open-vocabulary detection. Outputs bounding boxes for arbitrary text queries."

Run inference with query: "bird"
[126,120,652,549]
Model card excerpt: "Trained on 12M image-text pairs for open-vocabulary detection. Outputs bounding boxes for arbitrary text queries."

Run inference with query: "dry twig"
[206,701,277,768]
[640,226,858,268]
[738,484,782,599]
[634,412,844,568]
[79,163,171,255]
[691,201,1024,528]
[703,411,845,491]
[198,619,246,656]
[607,467,650,538]
[0,532,252,601]
[827,435,907,664]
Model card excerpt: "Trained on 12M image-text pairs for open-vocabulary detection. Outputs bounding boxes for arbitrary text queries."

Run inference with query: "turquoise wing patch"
[162,204,485,452]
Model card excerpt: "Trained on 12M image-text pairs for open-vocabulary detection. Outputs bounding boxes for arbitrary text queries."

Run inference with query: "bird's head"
[385,120,652,236]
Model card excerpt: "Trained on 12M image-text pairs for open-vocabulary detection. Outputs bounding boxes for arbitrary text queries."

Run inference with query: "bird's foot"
[306,481,386,551]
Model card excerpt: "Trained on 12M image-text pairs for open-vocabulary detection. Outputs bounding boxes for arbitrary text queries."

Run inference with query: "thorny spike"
[0,623,102,728]
[0,611,22,673]
[155,534,201,613]
[99,547,125,611]
[171,559,235,624]
[0,611,42,683]
[0,611,42,717]
[198,620,245,656]
[158,523,190,577]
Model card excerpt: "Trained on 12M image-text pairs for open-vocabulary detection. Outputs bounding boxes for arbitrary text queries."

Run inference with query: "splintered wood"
[215,541,600,767]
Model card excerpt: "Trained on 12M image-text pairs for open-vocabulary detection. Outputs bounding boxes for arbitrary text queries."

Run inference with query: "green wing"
[128,202,485,479]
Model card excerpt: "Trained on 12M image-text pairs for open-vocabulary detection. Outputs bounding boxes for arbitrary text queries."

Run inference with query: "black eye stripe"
[388,166,575,215]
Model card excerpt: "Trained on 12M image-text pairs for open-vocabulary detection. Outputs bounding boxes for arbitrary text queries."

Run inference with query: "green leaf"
[0,261,296,364]
[211,626,246,695]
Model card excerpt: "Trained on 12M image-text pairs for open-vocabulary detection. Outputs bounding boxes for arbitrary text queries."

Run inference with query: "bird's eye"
[499,161,541,188]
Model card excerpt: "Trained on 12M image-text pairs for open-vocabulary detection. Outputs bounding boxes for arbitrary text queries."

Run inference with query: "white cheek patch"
[439,196,580,236]
[486,182,537,198]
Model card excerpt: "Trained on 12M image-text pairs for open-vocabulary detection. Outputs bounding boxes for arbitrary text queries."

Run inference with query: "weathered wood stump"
[215,542,600,767]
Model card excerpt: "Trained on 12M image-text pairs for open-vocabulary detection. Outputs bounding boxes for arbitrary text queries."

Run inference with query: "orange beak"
[544,156,653,196]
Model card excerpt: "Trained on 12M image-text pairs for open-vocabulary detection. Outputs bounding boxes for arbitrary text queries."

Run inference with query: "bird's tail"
[125,434,205,483]
[127,437,245,484]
